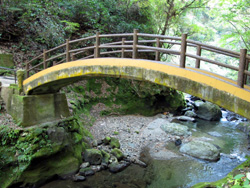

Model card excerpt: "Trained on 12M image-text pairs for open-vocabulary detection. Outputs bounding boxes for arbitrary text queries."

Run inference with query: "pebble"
[73,175,86,182]
[80,162,90,169]
[91,165,102,172]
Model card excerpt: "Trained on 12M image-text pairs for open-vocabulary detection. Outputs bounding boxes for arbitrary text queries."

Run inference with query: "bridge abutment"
[1,86,70,127]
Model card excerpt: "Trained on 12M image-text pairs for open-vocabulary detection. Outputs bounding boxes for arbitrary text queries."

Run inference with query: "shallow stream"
[42,113,249,188]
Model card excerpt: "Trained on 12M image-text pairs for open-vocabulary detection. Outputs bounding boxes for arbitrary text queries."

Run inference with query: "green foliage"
[0,125,52,164]
[0,0,153,51]
[216,172,250,188]
[60,20,80,34]
[208,0,250,50]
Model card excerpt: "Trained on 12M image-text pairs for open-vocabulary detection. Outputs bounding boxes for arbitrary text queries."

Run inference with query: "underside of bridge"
[23,58,250,120]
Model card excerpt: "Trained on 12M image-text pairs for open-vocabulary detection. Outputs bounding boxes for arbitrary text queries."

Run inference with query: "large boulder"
[160,123,191,136]
[180,140,220,161]
[195,101,222,121]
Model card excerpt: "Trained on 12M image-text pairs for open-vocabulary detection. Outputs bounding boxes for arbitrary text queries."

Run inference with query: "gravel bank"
[89,114,187,161]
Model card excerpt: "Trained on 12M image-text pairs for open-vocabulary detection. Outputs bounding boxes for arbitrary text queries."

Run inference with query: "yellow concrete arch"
[23,58,250,119]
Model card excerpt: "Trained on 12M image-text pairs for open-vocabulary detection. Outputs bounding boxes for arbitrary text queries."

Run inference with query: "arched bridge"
[23,30,250,120]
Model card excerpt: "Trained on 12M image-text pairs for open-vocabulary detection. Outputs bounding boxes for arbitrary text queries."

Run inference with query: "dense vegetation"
[1,0,250,52]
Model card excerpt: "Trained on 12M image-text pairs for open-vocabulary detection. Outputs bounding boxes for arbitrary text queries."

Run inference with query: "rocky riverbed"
[41,95,250,188]
[89,97,225,164]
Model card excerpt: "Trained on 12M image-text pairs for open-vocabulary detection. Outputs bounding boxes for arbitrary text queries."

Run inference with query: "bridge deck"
[23,58,250,119]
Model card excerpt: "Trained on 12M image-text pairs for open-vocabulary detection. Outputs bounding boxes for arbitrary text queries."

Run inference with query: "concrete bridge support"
[1,86,70,127]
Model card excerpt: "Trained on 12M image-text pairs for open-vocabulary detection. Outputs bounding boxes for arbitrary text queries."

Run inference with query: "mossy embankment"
[192,157,250,188]
[0,117,92,188]
[65,77,186,117]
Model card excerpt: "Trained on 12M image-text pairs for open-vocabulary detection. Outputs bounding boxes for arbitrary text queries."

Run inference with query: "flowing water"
[42,112,249,188]
[147,115,249,188]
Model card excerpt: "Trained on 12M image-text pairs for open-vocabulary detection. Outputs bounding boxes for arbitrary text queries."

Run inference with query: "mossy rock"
[101,150,110,164]
[79,167,95,176]
[0,117,90,188]
[83,149,103,165]
[195,101,222,121]
[111,148,124,161]
[103,136,111,144]
[110,137,120,149]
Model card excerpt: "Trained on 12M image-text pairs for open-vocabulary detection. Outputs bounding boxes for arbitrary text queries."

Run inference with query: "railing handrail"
[24,29,250,89]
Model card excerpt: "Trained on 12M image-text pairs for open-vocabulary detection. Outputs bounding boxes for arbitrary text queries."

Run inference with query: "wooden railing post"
[66,39,70,62]
[195,45,201,68]
[244,59,249,84]
[180,33,187,68]
[121,38,125,58]
[26,63,29,78]
[43,49,47,69]
[94,32,100,58]
[155,38,160,61]
[133,29,138,59]
[237,48,247,88]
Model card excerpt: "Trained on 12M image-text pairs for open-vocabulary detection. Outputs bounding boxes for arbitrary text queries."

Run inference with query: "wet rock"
[79,167,95,176]
[110,137,120,149]
[225,111,245,122]
[131,158,147,167]
[91,165,102,172]
[83,149,103,165]
[109,161,130,173]
[92,140,98,147]
[184,111,197,118]
[181,107,193,112]
[195,101,222,121]
[236,122,250,133]
[176,116,196,122]
[175,139,182,146]
[208,131,222,137]
[111,148,124,161]
[194,100,204,107]
[161,123,191,136]
[80,162,90,169]
[187,103,194,108]
[180,140,220,161]
[190,96,202,101]
[101,162,108,170]
[73,175,86,182]
[109,156,118,164]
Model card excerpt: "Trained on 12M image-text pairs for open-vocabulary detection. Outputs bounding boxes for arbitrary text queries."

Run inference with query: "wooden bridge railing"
[25,29,250,88]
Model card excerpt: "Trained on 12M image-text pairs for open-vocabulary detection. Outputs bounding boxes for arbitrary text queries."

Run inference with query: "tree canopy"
[0,0,249,53]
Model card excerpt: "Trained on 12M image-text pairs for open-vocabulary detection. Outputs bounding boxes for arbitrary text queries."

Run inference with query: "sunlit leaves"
[208,0,250,50]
